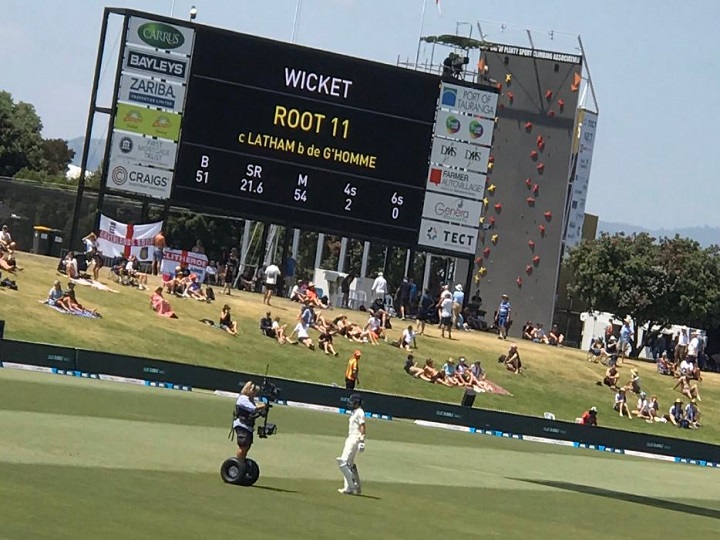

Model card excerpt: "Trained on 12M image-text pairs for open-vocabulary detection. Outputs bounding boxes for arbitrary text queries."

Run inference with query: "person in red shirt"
[580,407,598,426]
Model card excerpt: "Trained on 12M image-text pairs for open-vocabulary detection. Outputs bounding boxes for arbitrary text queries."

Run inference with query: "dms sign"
[434,109,494,147]
[439,83,498,119]
[417,218,477,255]
[421,191,482,228]
[126,16,195,56]
[118,74,186,111]
[429,138,490,174]
[110,132,178,169]
[107,157,173,199]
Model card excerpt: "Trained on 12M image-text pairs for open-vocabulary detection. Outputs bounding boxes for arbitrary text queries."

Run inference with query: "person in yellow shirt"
[345,350,361,390]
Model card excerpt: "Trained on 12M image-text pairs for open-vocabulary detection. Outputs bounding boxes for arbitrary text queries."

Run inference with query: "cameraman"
[233,382,267,464]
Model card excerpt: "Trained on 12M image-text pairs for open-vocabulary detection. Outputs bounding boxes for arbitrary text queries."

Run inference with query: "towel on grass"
[38,300,102,319]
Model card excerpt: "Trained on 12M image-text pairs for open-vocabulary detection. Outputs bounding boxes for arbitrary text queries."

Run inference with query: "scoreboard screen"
[173,27,441,243]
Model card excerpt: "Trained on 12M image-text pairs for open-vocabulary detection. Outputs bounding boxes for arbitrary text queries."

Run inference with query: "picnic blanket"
[474,379,512,396]
[70,278,119,293]
[39,300,102,319]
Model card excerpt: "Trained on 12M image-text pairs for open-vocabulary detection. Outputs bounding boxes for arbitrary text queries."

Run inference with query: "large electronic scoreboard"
[172,27,441,244]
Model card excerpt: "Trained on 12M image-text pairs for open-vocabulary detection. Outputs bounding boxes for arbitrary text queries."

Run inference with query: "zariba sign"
[114,103,182,141]
[118,73,186,111]
[160,249,208,283]
[107,156,174,199]
[126,17,195,56]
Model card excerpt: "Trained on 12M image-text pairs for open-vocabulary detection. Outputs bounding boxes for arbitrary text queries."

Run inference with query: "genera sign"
[107,156,174,199]
[421,191,482,228]
[126,16,195,56]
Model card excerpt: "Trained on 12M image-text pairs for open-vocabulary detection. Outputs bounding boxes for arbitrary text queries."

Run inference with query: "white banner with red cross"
[97,215,163,262]
[160,249,209,283]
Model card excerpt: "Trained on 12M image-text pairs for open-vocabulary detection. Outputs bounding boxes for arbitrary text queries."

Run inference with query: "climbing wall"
[474,46,582,334]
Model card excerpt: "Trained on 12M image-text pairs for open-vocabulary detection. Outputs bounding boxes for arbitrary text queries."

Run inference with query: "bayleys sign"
[137,22,185,50]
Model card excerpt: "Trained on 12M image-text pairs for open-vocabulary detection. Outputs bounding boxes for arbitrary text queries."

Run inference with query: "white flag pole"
[291,0,303,43]
[414,0,428,66]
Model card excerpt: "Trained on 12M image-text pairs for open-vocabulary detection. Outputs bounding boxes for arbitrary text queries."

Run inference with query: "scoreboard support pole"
[422,254,432,291]
[292,229,300,258]
[404,249,412,278]
[338,238,348,273]
[239,220,253,272]
[314,233,325,269]
[360,241,370,278]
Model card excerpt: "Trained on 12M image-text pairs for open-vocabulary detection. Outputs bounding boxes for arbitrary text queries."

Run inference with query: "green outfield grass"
[0,369,719,540]
[1,252,719,444]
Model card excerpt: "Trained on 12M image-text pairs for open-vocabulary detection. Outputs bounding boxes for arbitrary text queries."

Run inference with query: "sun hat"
[455,284,463,291]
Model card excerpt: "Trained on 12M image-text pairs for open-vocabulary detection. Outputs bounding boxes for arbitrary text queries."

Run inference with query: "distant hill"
[598,220,720,247]
[67,137,105,172]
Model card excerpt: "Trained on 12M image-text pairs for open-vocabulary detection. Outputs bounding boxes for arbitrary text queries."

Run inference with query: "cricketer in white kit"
[337,393,366,495]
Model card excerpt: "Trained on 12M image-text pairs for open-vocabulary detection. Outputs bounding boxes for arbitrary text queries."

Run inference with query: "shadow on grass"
[251,485,298,493]
[511,478,720,520]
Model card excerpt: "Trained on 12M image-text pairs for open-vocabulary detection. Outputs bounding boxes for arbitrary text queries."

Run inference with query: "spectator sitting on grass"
[532,323,549,344]
[62,282,98,316]
[46,280,66,308]
[614,387,632,419]
[587,337,607,363]
[272,317,289,344]
[345,323,365,344]
[685,399,701,428]
[547,324,564,346]
[673,374,702,402]
[289,320,315,350]
[664,398,686,427]
[219,304,238,336]
[442,358,467,386]
[396,324,417,351]
[299,302,316,328]
[602,365,621,390]
[404,354,424,377]
[290,280,307,303]
[260,311,275,338]
[364,311,383,345]
[332,315,349,337]
[632,392,652,421]
[579,407,598,426]
[500,344,523,374]
[457,357,484,388]
[61,251,79,279]
[471,360,486,382]
[125,256,149,290]
[657,352,673,375]
[418,359,452,386]
[185,274,208,301]
[1,242,22,273]
[522,321,534,340]
[648,395,660,422]
[305,282,328,308]
[605,336,619,366]
[627,368,641,394]
[318,324,339,356]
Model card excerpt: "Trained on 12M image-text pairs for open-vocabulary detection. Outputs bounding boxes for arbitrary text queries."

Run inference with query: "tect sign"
[417,218,478,255]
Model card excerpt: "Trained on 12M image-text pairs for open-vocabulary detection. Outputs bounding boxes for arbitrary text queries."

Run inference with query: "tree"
[0,91,47,176]
[566,232,720,354]
[42,138,75,176]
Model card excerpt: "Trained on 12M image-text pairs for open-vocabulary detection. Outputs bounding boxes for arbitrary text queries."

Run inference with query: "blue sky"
[2,0,719,228]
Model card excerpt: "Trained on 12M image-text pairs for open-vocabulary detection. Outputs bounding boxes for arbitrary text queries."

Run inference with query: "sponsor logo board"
[123,46,188,81]
[429,138,490,173]
[439,83,498,119]
[107,156,174,199]
[417,218,478,255]
[421,191,482,228]
[118,74,186,111]
[110,131,178,169]
[126,17,195,56]
[114,103,182,140]
[426,166,485,200]
[434,109,494,147]
[160,248,209,282]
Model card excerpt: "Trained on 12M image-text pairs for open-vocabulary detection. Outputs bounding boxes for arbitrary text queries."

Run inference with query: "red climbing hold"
[533,184,539,195]
[524,121,533,131]
[483,247,491,257]
[558,99,565,111]
[544,211,552,221]
[545,90,553,101]
[526,197,535,206]
[530,150,538,160]
[494,203,503,212]
[536,163,545,173]
[539,224,546,235]
[532,255,541,265]
[548,110,556,118]
[528,240,535,249]
[507,91,514,103]
[516,277,523,287]
[488,216,496,226]
[526,265,533,275]
[525,177,533,188]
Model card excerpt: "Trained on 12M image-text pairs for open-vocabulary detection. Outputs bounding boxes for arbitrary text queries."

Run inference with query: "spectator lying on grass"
[290,321,314,350]
[418,359,452,386]
[673,374,702,402]
[272,317,289,344]
[404,354,424,377]
[150,286,178,319]
[219,304,238,336]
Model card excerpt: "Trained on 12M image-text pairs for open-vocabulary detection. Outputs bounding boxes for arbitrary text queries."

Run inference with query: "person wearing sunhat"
[627,368,641,394]
[674,326,690,362]
[580,406,598,426]
[495,293,512,340]
[665,397,685,427]
[452,284,465,328]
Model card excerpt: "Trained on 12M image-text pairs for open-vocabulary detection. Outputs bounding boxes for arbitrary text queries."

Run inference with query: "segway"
[220,457,260,486]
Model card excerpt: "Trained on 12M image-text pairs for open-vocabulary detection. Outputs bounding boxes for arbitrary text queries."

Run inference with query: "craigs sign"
[137,22,185,50]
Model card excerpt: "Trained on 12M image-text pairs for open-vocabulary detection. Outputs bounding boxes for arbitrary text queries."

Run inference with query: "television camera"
[220,366,280,486]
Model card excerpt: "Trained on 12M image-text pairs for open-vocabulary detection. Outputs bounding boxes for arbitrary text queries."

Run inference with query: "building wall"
[473,48,582,334]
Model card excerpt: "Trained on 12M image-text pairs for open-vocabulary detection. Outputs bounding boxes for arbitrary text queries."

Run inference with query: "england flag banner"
[160,249,209,282]
[97,215,163,261]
